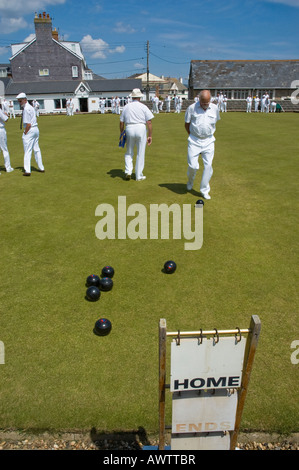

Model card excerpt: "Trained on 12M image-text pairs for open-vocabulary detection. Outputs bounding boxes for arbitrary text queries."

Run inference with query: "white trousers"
[22,126,44,173]
[124,123,147,179]
[0,128,13,171]
[187,135,215,196]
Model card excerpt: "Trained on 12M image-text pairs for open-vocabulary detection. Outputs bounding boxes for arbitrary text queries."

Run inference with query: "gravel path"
[0,430,298,450]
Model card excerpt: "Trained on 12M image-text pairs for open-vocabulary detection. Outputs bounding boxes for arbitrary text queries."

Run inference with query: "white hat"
[16,92,27,99]
[131,88,143,98]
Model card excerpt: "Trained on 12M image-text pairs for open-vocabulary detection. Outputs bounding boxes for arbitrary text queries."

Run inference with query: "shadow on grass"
[0,165,24,172]
[107,169,125,179]
[90,426,151,450]
[159,183,201,197]
[1,166,43,173]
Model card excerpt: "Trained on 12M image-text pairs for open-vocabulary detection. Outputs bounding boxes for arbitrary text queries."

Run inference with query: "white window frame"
[39,68,49,76]
[72,66,79,78]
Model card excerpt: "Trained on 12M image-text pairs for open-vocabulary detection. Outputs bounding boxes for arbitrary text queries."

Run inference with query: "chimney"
[52,27,59,41]
[34,12,53,45]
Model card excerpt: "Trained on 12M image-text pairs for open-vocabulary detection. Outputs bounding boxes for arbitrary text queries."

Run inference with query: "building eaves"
[5,78,143,96]
[9,38,36,61]
[5,80,80,95]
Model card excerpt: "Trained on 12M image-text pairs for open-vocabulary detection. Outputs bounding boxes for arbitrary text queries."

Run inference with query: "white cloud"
[111,45,125,54]
[0,16,28,34]
[80,34,125,59]
[0,0,65,13]
[80,35,109,59]
[113,22,136,34]
[0,46,9,56]
[0,0,66,33]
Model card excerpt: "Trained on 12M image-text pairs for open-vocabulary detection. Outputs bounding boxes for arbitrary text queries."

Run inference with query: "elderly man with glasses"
[185,89,220,200]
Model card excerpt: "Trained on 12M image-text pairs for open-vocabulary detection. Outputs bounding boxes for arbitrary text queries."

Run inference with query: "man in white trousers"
[17,93,45,176]
[165,95,171,113]
[119,88,154,181]
[8,100,15,119]
[0,103,14,174]
[254,95,260,112]
[185,89,220,200]
[246,95,252,112]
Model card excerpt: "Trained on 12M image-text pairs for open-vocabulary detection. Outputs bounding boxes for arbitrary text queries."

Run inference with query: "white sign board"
[170,336,246,392]
[171,432,231,450]
[172,389,238,434]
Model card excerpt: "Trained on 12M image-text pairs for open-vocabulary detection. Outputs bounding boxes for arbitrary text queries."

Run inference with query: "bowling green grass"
[0,111,298,438]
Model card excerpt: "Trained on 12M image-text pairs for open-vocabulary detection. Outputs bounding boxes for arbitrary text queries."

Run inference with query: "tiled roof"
[5,78,142,96]
[190,60,299,89]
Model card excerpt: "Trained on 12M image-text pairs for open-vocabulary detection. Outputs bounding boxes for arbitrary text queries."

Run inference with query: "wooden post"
[230,315,261,450]
[159,319,167,450]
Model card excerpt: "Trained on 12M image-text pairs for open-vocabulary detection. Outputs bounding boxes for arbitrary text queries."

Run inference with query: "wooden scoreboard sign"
[159,316,261,450]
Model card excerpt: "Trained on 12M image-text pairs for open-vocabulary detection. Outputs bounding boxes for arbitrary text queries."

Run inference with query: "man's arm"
[185,122,190,134]
[24,123,31,135]
[120,121,125,133]
[146,120,152,145]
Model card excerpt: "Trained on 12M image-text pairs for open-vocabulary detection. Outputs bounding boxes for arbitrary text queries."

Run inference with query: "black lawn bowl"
[94,318,112,336]
[99,277,113,291]
[101,266,114,278]
[86,285,101,301]
[163,260,177,274]
[195,199,204,206]
[86,274,100,287]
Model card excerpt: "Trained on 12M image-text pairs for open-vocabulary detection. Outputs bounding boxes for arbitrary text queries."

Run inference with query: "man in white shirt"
[185,89,220,200]
[165,95,171,113]
[17,92,45,176]
[246,95,252,113]
[8,100,15,119]
[115,96,121,115]
[223,95,228,112]
[254,96,260,112]
[270,100,277,112]
[0,103,14,174]
[33,99,40,117]
[119,88,154,181]
[69,98,74,116]
[260,95,265,113]
[99,98,105,114]
[218,92,224,112]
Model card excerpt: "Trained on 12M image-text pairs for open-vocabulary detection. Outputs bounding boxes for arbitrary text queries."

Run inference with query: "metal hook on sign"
[199,328,203,345]
[213,328,219,344]
[176,330,181,346]
[235,327,242,343]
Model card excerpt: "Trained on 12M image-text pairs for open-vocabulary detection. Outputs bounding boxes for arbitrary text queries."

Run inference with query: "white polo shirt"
[185,102,220,140]
[120,100,154,125]
[22,102,38,128]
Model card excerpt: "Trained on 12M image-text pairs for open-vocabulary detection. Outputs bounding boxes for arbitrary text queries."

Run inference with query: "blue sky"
[0,0,298,82]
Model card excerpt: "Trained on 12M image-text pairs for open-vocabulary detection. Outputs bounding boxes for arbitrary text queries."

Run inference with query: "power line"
[149,51,190,65]
[88,57,145,66]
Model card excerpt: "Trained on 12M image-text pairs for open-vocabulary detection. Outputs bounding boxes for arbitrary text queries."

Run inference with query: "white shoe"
[186,182,193,191]
[6,168,14,173]
[200,192,211,200]
[136,176,146,181]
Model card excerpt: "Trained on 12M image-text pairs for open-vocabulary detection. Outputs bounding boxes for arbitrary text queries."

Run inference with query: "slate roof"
[189,60,299,89]
[4,78,142,96]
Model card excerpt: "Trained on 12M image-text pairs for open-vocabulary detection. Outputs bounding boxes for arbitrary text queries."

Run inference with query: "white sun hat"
[131,88,143,98]
[16,92,27,99]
